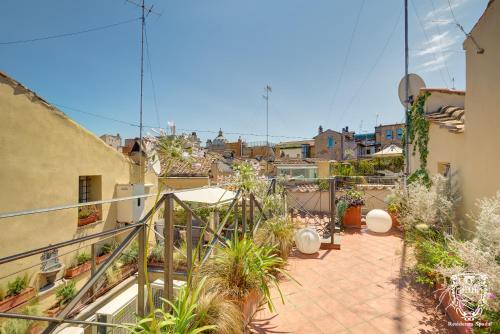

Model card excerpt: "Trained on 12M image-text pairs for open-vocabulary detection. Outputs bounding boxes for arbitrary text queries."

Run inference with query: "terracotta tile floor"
[250,228,454,334]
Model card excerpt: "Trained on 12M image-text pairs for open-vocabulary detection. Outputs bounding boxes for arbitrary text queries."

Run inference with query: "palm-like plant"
[254,216,296,260]
[200,237,286,311]
[123,278,216,334]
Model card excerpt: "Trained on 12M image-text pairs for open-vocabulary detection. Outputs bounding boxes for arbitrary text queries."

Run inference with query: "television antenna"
[125,0,160,183]
[262,85,272,156]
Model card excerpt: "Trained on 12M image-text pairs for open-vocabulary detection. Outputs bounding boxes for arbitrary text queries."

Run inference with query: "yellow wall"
[0,74,158,289]
[409,1,500,230]
[316,161,331,178]
[461,0,500,223]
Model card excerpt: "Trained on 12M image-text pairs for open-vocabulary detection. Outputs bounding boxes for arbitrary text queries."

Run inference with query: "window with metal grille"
[79,176,91,203]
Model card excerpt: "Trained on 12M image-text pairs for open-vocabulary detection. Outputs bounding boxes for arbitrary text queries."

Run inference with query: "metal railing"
[0,180,276,333]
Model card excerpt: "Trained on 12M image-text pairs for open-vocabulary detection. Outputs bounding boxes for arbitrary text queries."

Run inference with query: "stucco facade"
[375,123,404,149]
[460,0,500,223]
[409,0,500,229]
[0,72,158,288]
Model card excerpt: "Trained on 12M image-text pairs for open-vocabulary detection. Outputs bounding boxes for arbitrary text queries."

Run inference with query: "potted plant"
[339,189,365,228]
[200,237,290,326]
[96,243,114,265]
[77,205,100,227]
[0,275,35,312]
[148,242,189,272]
[65,252,91,278]
[119,241,139,278]
[46,280,76,316]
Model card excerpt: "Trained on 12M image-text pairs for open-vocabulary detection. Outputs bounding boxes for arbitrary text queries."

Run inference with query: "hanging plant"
[407,92,431,181]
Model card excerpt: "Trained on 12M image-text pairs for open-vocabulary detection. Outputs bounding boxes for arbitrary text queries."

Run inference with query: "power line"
[410,0,451,87]
[144,24,161,128]
[338,5,403,123]
[446,0,484,53]
[0,17,140,46]
[428,0,453,84]
[327,0,366,122]
[54,103,310,140]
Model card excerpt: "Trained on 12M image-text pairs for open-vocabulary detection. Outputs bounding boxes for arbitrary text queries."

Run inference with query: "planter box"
[77,214,98,227]
[0,287,35,312]
[148,260,164,269]
[96,253,111,265]
[241,289,262,326]
[65,261,91,278]
[45,304,62,317]
[343,205,362,228]
[433,283,473,334]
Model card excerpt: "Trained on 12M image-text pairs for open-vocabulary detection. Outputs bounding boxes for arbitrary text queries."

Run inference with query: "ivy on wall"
[407,92,431,184]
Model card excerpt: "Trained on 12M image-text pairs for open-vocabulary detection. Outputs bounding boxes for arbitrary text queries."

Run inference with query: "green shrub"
[7,275,28,297]
[121,241,139,266]
[100,243,115,256]
[254,216,296,260]
[75,252,91,266]
[413,239,462,286]
[0,304,40,334]
[55,280,76,307]
[0,286,5,301]
[201,237,291,311]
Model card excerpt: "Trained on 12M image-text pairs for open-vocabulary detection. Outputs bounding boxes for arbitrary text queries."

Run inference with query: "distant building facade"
[313,126,356,161]
[375,123,404,149]
[275,140,315,159]
[100,133,121,150]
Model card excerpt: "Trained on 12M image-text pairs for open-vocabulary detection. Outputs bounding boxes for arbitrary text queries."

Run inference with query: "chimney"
[318,125,323,134]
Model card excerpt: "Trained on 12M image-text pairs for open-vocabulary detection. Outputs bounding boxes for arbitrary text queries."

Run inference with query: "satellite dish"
[398,73,426,107]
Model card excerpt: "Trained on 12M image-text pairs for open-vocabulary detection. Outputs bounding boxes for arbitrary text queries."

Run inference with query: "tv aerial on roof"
[398,73,426,108]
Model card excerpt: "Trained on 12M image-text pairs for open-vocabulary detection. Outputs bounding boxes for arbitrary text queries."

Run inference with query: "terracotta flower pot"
[433,282,473,334]
[45,304,62,317]
[241,289,262,326]
[148,260,164,268]
[96,253,110,265]
[342,205,362,228]
[0,287,35,312]
[389,213,400,229]
[77,214,98,227]
[64,261,91,278]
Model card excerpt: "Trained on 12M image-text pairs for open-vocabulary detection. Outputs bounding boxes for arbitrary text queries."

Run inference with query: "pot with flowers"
[77,205,100,227]
[338,189,365,228]
[384,193,401,229]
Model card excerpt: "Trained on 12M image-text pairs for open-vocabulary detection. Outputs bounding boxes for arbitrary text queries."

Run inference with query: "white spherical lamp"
[366,209,392,233]
[295,228,321,254]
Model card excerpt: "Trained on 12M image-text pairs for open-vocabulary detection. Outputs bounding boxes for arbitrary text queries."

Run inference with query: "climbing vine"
[407,92,431,183]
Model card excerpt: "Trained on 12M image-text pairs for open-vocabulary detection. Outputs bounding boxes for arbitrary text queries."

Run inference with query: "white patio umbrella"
[373,144,403,157]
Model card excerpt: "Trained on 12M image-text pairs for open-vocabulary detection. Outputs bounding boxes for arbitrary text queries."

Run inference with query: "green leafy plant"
[0,286,5,301]
[336,200,348,222]
[0,304,40,334]
[7,275,28,297]
[55,280,76,307]
[99,242,115,256]
[233,163,257,192]
[75,252,91,266]
[413,239,462,286]
[123,278,216,334]
[200,237,290,311]
[78,205,98,219]
[338,189,364,208]
[121,241,139,266]
[254,216,296,260]
[407,92,431,176]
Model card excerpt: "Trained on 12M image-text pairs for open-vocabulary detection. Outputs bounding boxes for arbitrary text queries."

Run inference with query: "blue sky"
[1,0,487,143]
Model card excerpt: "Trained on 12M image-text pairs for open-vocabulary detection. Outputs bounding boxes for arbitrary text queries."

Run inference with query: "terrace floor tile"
[253,228,453,333]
